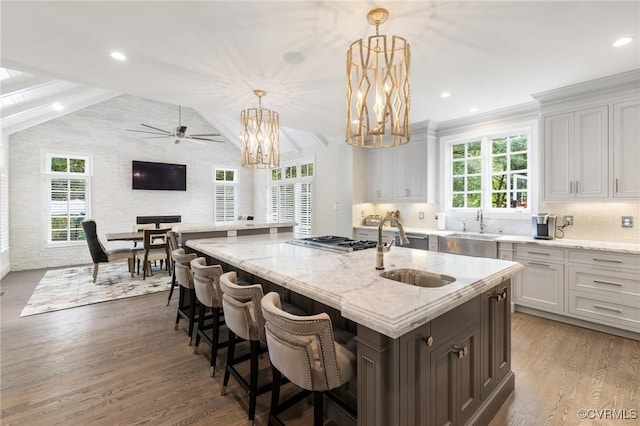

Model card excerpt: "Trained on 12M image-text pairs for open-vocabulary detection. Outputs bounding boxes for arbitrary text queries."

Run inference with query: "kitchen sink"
[380,268,456,288]
[446,233,499,241]
[438,234,499,258]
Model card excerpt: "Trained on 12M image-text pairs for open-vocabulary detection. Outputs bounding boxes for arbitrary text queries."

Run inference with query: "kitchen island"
[187,232,525,426]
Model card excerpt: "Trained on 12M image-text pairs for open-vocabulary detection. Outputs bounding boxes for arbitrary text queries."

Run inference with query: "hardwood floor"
[1,268,638,425]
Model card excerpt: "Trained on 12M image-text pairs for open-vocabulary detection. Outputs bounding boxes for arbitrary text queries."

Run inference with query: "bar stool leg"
[221,330,236,396]
[175,285,184,330]
[194,303,206,353]
[188,288,197,345]
[249,340,260,421]
[166,264,176,306]
[269,365,282,425]
[210,307,221,376]
[313,391,324,426]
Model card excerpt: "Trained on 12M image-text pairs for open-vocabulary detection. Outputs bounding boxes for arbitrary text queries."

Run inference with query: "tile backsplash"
[354,201,640,244]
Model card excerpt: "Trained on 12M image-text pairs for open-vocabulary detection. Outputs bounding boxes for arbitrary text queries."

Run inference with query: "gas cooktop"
[287,235,377,253]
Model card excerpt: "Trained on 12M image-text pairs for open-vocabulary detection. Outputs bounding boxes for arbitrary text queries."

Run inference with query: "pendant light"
[240,89,280,168]
[346,7,410,148]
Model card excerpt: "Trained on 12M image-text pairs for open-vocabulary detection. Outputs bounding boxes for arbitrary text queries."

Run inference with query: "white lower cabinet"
[515,258,565,314]
[514,243,640,334]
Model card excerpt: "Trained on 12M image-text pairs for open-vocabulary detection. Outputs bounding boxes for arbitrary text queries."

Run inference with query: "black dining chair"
[82,220,135,283]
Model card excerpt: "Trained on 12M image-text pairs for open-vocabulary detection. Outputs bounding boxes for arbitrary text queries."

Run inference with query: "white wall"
[9,94,252,271]
[1,131,9,277]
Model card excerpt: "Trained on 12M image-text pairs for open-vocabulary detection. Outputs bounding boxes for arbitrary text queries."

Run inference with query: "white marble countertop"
[186,232,525,339]
[173,221,295,233]
[353,225,640,254]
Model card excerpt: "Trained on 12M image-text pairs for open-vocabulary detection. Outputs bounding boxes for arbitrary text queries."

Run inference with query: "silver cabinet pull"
[593,304,623,314]
[575,180,579,194]
[528,261,550,268]
[593,258,623,264]
[593,280,623,287]
[569,181,573,194]
[422,336,434,346]
[527,251,550,256]
[452,345,468,359]
[616,178,619,193]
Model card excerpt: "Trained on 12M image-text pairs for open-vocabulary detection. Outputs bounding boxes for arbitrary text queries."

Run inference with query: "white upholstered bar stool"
[219,271,271,422]
[190,257,228,376]
[172,248,198,344]
[261,291,357,426]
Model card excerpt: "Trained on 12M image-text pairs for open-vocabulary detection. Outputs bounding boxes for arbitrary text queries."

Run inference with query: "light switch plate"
[563,215,573,226]
[418,212,425,220]
[622,216,633,228]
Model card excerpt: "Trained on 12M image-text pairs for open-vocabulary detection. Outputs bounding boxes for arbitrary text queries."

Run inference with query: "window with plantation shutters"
[268,160,314,235]
[44,154,91,244]
[214,168,237,224]
[1,173,8,253]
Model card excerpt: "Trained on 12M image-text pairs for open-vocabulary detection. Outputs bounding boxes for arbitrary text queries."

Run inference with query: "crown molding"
[433,101,540,135]
[532,69,640,105]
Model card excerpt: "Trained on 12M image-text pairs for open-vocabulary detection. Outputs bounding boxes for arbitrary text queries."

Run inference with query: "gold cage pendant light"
[346,7,410,148]
[241,89,280,168]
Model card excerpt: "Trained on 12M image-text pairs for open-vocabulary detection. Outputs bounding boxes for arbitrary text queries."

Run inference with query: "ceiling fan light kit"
[240,89,280,169]
[346,7,411,148]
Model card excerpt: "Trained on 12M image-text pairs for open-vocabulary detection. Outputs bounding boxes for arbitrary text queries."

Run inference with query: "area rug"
[20,262,171,317]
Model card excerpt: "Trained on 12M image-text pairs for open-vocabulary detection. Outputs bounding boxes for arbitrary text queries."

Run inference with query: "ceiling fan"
[126,105,223,144]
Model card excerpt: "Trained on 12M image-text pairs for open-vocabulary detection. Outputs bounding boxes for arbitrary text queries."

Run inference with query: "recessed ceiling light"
[110,51,127,61]
[283,51,305,64]
[440,92,451,98]
[469,107,479,113]
[613,36,634,47]
[52,102,64,111]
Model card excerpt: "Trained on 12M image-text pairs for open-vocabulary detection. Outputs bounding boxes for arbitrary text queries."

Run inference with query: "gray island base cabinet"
[362,282,513,426]
[186,233,523,426]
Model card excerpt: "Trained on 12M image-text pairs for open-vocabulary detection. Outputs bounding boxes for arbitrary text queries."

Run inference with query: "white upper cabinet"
[393,140,427,201]
[543,106,609,200]
[365,139,428,202]
[612,99,640,198]
[366,148,393,201]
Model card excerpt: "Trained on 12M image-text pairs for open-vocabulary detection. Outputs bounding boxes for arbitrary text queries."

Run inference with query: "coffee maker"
[532,213,557,240]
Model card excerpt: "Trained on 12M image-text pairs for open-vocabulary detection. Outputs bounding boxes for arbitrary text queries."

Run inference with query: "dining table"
[105,231,143,242]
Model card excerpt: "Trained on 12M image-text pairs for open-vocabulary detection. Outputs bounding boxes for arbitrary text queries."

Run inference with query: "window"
[444,123,535,213]
[269,161,314,234]
[44,154,91,244]
[214,168,237,224]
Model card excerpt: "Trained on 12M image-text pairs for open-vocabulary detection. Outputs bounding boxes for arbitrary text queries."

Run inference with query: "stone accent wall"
[9,94,253,271]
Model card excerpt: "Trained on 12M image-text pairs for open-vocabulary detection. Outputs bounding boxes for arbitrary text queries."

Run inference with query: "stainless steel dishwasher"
[395,233,429,250]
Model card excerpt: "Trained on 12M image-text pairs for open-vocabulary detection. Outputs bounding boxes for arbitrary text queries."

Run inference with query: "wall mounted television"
[132,160,187,191]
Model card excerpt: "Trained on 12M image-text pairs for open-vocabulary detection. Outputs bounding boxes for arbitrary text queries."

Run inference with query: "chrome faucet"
[462,219,467,232]
[376,214,409,270]
[477,209,487,234]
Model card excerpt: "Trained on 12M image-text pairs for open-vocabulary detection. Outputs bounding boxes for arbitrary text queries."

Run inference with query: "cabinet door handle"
[569,181,573,194]
[422,336,434,346]
[593,304,623,314]
[592,258,623,264]
[452,345,468,359]
[575,180,579,194]
[527,261,550,268]
[501,290,508,300]
[593,280,623,287]
[615,178,619,193]
[527,251,550,256]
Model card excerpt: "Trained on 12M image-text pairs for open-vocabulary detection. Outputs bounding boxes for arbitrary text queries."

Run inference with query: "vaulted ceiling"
[1,1,639,153]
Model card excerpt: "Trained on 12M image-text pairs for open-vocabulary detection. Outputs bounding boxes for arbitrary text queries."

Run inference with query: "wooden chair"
[141,228,170,279]
[82,220,134,283]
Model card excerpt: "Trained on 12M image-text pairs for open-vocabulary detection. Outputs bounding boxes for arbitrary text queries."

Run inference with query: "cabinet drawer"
[515,244,565,262]
[569,265,640,299]
[515,260,565,313]
[568,249,640,271]
[568,290,640,332]
[431,297,479,343]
